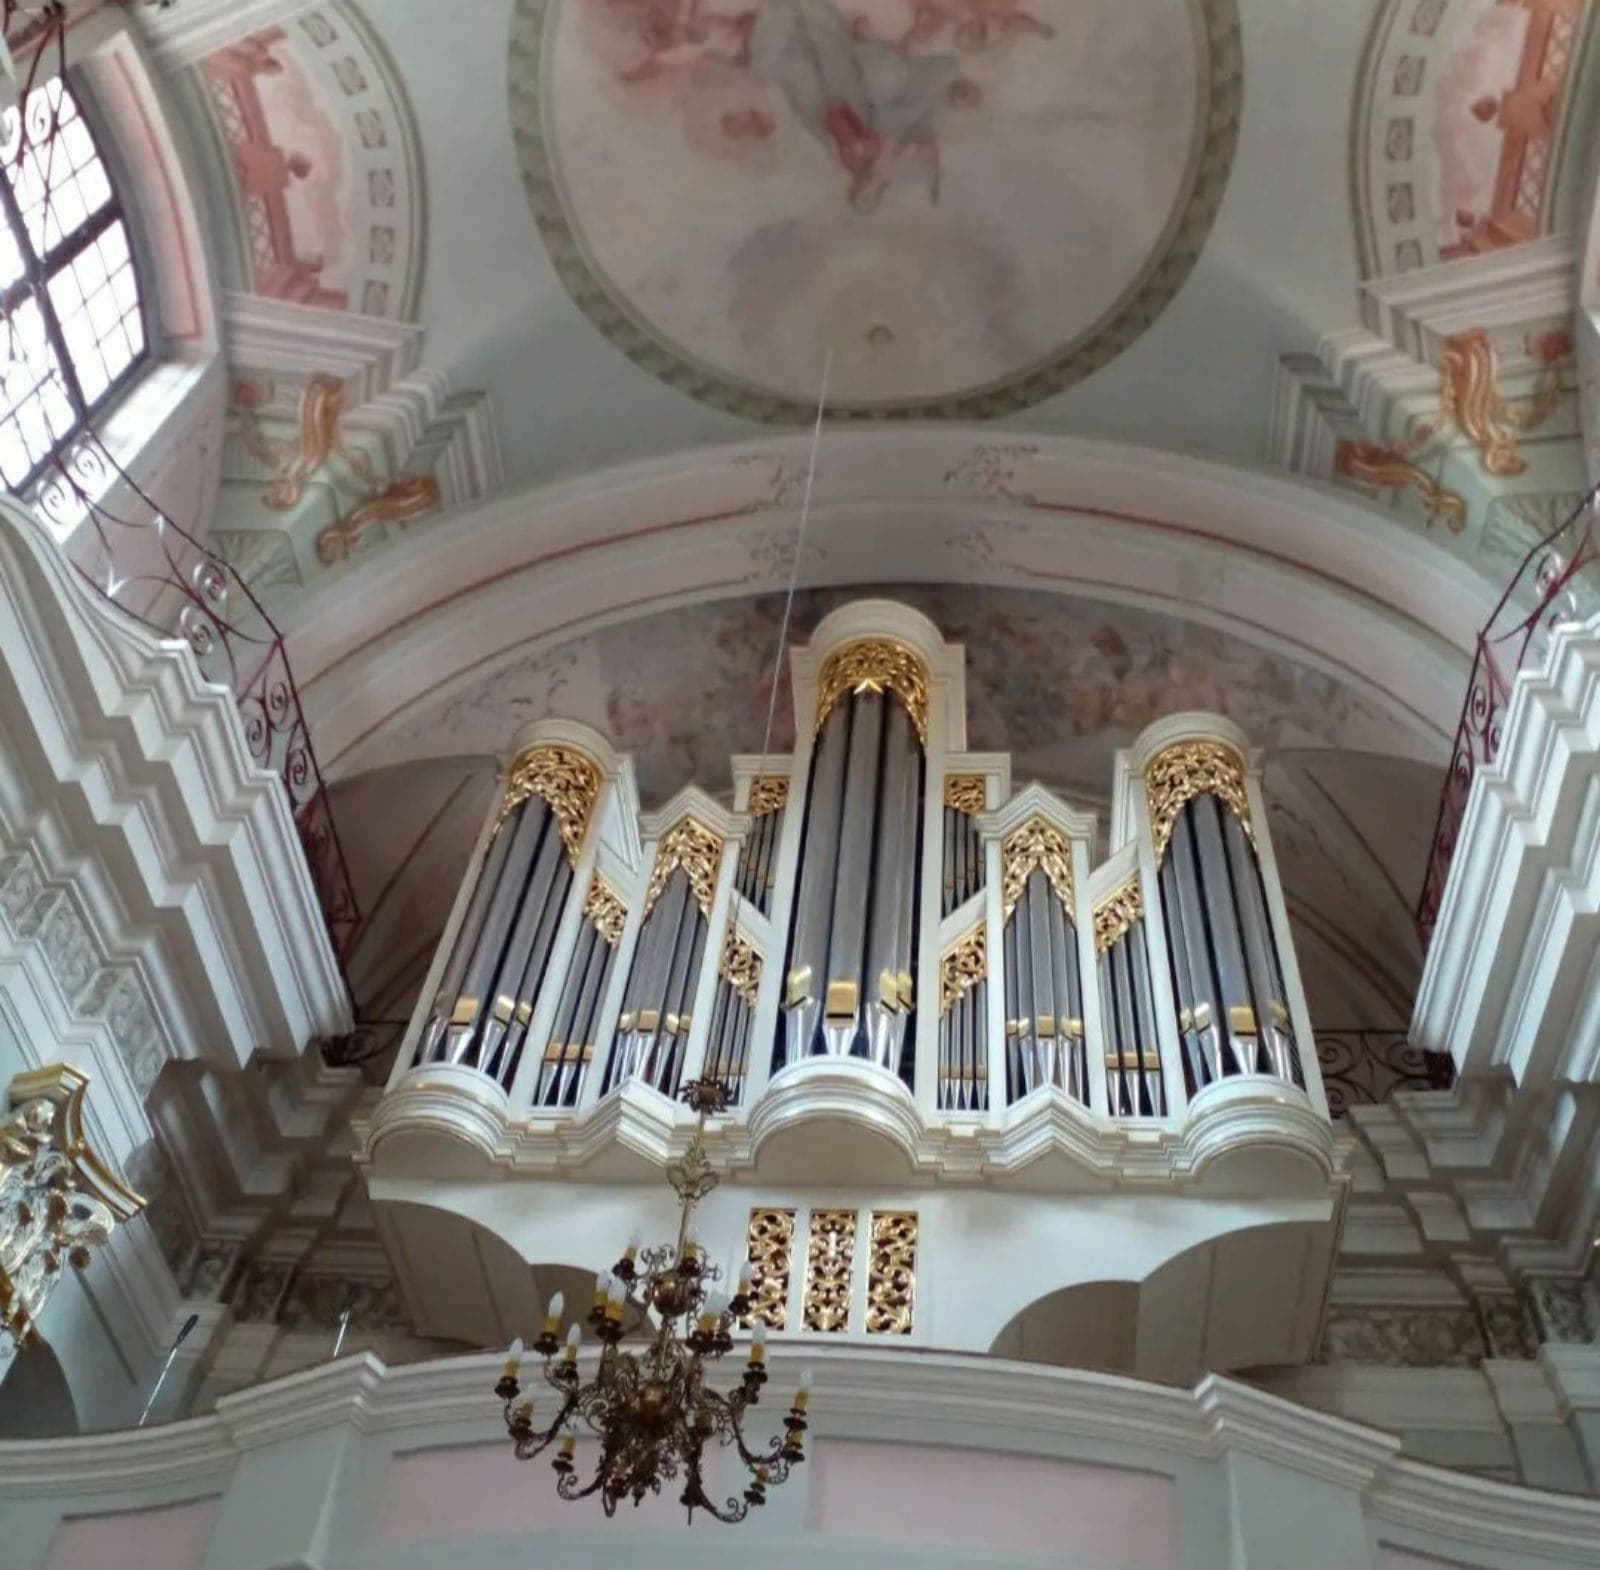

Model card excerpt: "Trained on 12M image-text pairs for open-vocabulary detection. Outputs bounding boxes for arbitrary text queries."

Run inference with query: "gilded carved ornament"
[498,744,602,865]
[719,927,763,1008]
[943,775,987,815]
[746,777,789,816]
[814,639,931,749]
[1,1065,142,1354]
[939,925,987,1015]
[644,818,724,919]
[1000,817,1075,921]
[865,1212,917,1336]
[1093,876,1144,954]
[583,877,628,947]
[1143,740,1253,865]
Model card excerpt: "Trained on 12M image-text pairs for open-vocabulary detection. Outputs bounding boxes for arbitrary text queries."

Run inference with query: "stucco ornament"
[0,1065,143,1361]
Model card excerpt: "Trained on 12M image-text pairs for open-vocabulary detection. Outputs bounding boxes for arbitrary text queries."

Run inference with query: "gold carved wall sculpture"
[1,1065,142,1356]
[1093,876,1145,954]
[644,818,724,920]
[1000,816,1075,921]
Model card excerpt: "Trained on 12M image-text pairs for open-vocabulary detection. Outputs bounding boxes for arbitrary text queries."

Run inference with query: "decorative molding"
[814,639,932,750]
[937,926,986,1016]
[643,819,723,921]
[999,817,1074,922]
[1092,876,1145,955]
[497,744,601,864]
[1143,740,1252,864]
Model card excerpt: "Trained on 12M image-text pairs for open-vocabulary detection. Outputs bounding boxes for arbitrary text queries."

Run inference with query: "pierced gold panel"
[814,639,931,749]
[747,777,789,816]
[1144,740,1253,864]
[497,744,601,864]
[1093,876,1145,954]
[943,774,987,814]
[742,1207,795,1329]
[939,925,986,1015]
[802,1209,857,1333]
[866,1212,917,1335]
[643,817,724,919]
[720,927,763,1007]
[1000,817,1074,921]
[583,876,627,947]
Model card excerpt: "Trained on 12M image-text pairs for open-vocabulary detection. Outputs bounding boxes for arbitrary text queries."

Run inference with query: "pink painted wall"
[374,1438,1177,1565]
[809,1440,1178,1567]
[46,1498,217,1570]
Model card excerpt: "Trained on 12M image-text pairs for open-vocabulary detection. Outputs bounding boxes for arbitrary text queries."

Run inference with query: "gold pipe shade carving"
[746,777,789,816]
[1144,740,1253,865]
[939,925,986,1015]
[741,1206,795,1329]
[802,1209,856,1332]
[865,1212,917,1335]
[583,877,628,947]
[1093,876,1145,953]
[720,928,763,1008]
[2,1065,143,1354]
[943,774,987,814]
[1000,817,1075,921]
[813,639,931,749]
[644,818,724,919]
[498,744,602,864]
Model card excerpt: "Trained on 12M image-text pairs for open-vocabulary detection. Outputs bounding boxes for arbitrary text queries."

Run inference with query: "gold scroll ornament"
[865,1212,917,1336]
[1,1065,143,1352]
[720,928,763,1008]
[1093,875,1145,954]
[943,775,987,814]
[644,818,724,920]
[1000,816,1075,921]
[1143,740,1253,865]
[497,744,601,864]
[814,639,931,749]
[741,1207,795,1329]
[746,777,789,816]
[583,877,627,947]
[939,925,986,1015]
[802,1209,857,1333]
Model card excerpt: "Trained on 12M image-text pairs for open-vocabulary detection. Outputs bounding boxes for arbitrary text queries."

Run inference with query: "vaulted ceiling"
[124,0,1600,1031]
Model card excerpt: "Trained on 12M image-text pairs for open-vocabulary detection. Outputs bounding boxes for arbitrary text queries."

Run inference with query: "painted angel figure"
[748,0,963,211]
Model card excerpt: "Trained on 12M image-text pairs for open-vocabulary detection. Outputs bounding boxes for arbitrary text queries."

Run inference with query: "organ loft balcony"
[356,601,1345,1384]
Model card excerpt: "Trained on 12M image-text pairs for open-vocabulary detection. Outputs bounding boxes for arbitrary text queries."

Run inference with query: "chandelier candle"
[493,1077,812,1521]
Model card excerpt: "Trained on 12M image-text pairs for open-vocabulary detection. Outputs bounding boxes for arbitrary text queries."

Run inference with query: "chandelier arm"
[505,1388,581,1461]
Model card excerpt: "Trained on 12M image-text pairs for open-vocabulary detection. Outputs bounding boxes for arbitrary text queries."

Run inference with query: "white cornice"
[4,1348,1599,1558]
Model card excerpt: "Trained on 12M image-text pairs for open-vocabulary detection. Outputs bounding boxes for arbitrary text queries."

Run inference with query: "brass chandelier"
[494,1078,811,1522]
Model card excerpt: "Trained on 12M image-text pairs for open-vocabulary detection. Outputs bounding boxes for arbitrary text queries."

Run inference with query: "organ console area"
[391,600,1327,1136]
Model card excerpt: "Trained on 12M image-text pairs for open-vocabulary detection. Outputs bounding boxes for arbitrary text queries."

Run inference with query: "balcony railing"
[1417,484,1600,946]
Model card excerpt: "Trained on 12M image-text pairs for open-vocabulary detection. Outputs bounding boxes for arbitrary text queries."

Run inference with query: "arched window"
[0,77,146,491]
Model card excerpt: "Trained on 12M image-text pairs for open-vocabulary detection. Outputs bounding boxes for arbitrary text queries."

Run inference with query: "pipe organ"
[393,603,1324,1130]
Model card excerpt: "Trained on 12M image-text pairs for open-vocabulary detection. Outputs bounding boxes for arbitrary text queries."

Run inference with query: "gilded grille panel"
[742,1207,795,1329]
[866,1211,917,1335]
[802,1209,857,1333]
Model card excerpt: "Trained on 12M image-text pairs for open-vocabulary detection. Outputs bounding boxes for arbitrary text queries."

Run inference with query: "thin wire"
[757,350,832,771]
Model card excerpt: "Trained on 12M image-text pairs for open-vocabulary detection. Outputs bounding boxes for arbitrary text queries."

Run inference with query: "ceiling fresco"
[509,0,1240,418]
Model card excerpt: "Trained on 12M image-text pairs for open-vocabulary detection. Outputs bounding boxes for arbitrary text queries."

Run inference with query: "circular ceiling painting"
[509,0,1240,420]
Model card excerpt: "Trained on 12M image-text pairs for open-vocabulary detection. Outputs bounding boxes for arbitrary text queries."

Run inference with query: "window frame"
[0,72,150,495]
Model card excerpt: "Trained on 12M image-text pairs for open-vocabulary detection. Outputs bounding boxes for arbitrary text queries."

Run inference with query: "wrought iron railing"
[1417,484,1600,946]
[1314,1031,1453,1116]
[0,10,361,967]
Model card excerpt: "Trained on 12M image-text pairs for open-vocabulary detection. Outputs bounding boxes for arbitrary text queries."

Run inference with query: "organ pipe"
[413,745,599,1090]
[1146,742,1301,1095]
[780,640,929,1084]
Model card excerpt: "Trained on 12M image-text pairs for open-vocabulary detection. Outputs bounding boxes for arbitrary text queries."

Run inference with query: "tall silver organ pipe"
[780,641,929,1085]
[733,779,787,915]
[999,820,1085,1104]
[938,926,987,1111]
[414,746,599,1089]
[942,775,986,915]
[705,928,762,1104]
[1093,878,1165,1116]
[606,820,722,1098]
[535,878,625,1107]
[1146,743,1301,1095]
